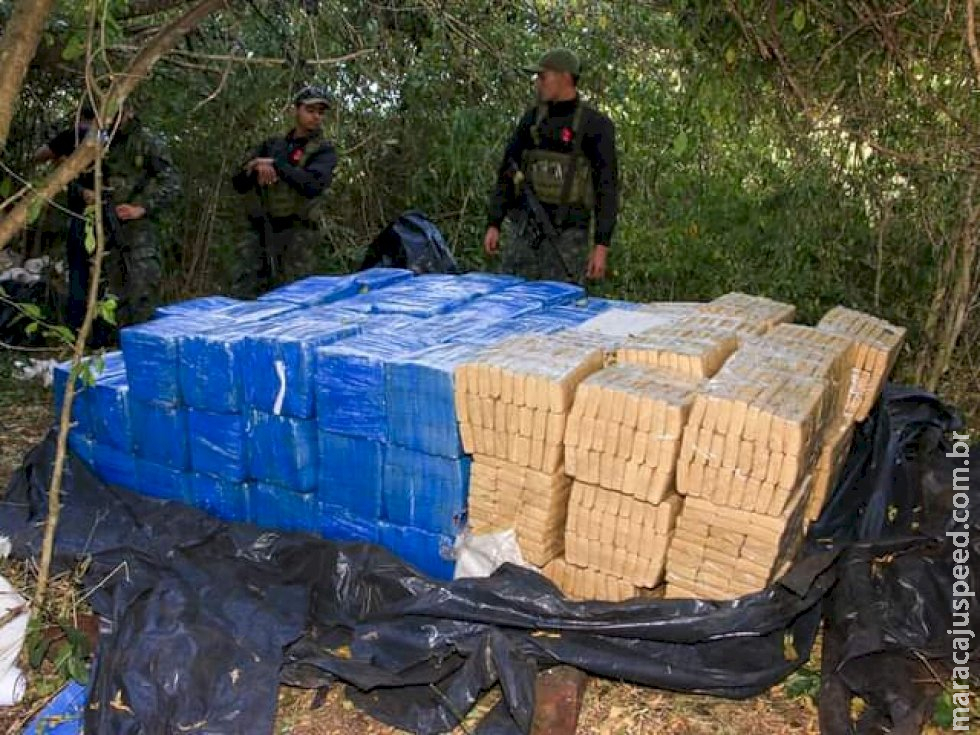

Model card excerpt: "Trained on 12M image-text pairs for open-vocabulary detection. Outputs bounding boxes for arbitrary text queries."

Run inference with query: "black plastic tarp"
[0,386,973,734]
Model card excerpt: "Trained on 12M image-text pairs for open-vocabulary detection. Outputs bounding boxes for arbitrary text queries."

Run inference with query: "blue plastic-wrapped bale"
[187,409,248,481]
[411,311,501,345]
[134,459,190,503]
[315,331,436,440]
[247,411,318,492]
[317,432,384,519]
[154,295,240,319]
[386,342,481,457]
[68,432,96,466]
[383,446,470,536]
[495,280,585,308]
[239,314,363,418]
[179,301,301,413]
[336,274,487,318]
[23,680,88,735]
[448,291,546,322]
[348,266,414,291]
[320,503,380,543]
[458,272,524,289]
[457,311,577,346]
[91,372,133,452]
[250,482,319,533]
[257,275,361,307]
[131,400,189,470]
[121,315,223,405]
[189,473,251,523]
[378,521,455,579]
[52,351,127,436]
[93,444,137,489]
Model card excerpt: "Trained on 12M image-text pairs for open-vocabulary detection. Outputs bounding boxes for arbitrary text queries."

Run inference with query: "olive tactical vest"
[521,102,594,211]
[261,134,324,220]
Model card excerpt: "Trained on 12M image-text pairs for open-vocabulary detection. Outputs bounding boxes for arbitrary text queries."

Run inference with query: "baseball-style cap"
[294,85,332,107]
[523,48,581,76]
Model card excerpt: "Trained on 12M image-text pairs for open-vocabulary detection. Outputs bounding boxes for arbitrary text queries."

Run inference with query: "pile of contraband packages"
[54,270,905,599]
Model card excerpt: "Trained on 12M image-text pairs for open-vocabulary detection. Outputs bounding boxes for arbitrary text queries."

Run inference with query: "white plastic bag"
[453,529,534,579]
[0,558,29,706]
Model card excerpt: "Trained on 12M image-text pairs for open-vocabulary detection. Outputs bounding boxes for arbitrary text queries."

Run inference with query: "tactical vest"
[261,134,324,220]
[521,102,594,211]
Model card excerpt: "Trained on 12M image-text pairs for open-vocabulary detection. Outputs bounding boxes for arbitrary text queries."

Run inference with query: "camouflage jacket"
[104,121,181,217]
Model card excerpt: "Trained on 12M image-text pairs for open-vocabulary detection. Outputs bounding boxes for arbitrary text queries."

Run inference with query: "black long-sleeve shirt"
[488,97,619,246]
[232,130,337,200]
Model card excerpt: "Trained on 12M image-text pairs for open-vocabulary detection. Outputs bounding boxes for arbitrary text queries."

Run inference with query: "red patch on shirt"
[560,127,574,143]
[289,147,304,164]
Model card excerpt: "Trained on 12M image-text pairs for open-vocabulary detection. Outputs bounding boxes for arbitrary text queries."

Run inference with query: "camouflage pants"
[109,219,162,327]
[500,215,590,283]
[233,217,321,298]
[65,209,160,345]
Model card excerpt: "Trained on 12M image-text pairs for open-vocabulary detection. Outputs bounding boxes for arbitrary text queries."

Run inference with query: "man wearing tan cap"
[484,49,619,283]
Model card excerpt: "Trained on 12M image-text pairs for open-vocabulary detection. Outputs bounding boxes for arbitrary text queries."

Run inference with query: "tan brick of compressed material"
[564,364,700,502]
[696,292,796,333]
[677,364,829,515]
[806,418,856,522]
[663,481,810,599]
[816,306,906,422]
[543,557,666,602]
[615,324,739,379]
[564,480,680,587]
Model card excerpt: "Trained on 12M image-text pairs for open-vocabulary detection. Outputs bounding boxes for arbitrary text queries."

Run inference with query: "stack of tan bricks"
[454,333,604,566]
[543,364,700,600]
[816,306,907,422]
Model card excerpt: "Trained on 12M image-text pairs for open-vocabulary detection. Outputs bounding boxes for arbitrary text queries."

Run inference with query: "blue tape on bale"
[121,315,224,405]
[154,295,241,319]
[377,521,456,580]
[320,503,381,543]
[187,409,249,481]
[246,412,318,492]
[239,314,364,418]
[250,482,319,533]
[335,274,488,318]
[317,431,384,519]
[134,459,190,503]
[382,446,470,536]
[314,331,436,440]
[257,275,361,307]
[188,473,251,523]
[131,400,189,470]
[385,342,481,457]
[458,272,525,289]
[91,372,133,452]
[92,443,137,489]
[493,280,585,307]
[348,267,414,291]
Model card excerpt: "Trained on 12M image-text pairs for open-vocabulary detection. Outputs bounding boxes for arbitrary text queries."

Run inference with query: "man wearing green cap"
[484,48,619,282]
[231,85,338,296]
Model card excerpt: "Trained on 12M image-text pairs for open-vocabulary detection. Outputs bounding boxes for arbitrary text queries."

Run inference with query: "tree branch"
[0,0,58,151]
[0,0,232,251]
[110,44,376,67]
[125,0,194,18]
[968,0,980,88]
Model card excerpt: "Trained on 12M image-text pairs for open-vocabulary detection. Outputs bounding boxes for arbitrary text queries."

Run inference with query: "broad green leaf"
[0,177,12,200]
[25,322,39,335]
[62,36,86,62]
[20,302,42,320]
[672,130,689,156]
[27,198,44,225]
[85,220,97,255]
[792,6,806,32]
[724,46,737,65]
[99,297,118,326]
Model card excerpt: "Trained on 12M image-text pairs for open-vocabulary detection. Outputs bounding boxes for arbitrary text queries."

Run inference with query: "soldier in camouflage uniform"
[38,106,179,340]
[102,110,180,326]
[231,86,337,297]
[484,49,619,283]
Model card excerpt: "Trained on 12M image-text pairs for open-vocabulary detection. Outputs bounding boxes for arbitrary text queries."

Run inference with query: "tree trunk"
[0,0,232,251]
[0,0,58,152]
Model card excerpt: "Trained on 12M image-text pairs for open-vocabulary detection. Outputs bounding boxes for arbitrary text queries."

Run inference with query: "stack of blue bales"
[54,268,621,578]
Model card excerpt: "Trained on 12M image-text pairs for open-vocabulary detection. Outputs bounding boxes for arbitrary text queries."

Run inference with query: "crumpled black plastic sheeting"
[809,387,978,734]
[0,386,966,734]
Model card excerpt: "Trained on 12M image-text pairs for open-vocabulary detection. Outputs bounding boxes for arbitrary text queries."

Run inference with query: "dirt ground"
[0,351,822,733]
